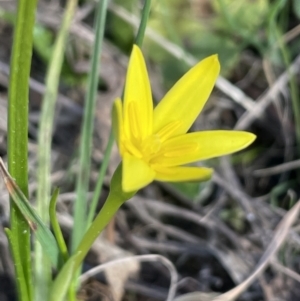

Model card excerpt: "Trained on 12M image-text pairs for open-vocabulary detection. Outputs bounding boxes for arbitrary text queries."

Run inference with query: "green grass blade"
[135,0,152,47]
[5,229,30,301]
[7,0,37,299]
[49,188,69,263]
[0,158,60,267]
[267,0,300,155]
[71,0,109,252]
[277,34,300,154]
[86,0,152,228]
[49,253,80,301]
[86,130,114,226]
[35,0,78,298]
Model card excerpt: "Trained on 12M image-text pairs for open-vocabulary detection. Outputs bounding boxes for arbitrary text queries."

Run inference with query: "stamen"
[122,140,143,158]
[142,135,161,159]
[156,120,182,141]
[162,143,199,157]
[127,101,141,139]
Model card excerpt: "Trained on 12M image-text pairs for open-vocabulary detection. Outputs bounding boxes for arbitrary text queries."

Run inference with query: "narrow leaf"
[71,0,109,252]
[8,0,38,298]
[49,188,69,263]
[0,158,59,267]
[5,228,30,301]
[49,253,79,301]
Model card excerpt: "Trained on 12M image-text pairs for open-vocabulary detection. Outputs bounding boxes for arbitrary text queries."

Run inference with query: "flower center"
[122,120,182,163]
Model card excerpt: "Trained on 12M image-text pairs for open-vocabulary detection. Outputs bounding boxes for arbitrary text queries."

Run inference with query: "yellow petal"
[124,45,153,142]
[112,98,123,150]
[122,153,155,192]
[151,131,256,167]
[153,55,220,138]
[154,165,213,182]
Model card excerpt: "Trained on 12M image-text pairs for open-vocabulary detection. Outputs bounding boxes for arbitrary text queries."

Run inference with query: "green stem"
[8,0,37,300]
[75,193,123,265]
[74,164,136,269]
[64,165,135,301]
[71,0,109,253]
[86,129,114,227]
[134,0,152,47]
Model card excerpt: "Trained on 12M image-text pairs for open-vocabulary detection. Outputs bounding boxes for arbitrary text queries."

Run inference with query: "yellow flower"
[113,45,256,192]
